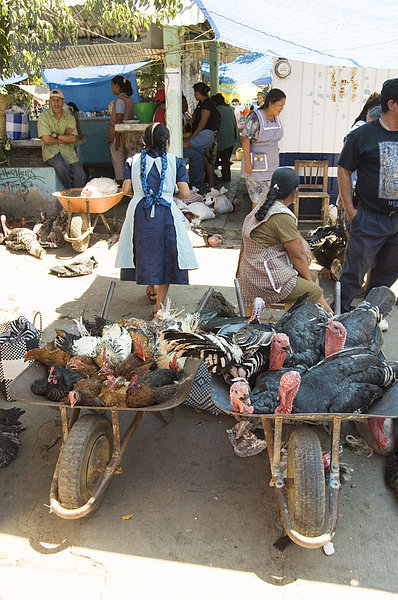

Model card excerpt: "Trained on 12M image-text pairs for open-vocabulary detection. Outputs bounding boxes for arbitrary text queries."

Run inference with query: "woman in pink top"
[107,75,135,184]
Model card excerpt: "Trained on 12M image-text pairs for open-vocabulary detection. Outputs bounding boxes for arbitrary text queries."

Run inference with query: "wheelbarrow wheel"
[70,213,90,252]
[287,428,325,537]
[58,414,113,509]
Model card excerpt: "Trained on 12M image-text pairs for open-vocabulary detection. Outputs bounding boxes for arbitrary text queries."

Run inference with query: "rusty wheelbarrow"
[9,358,200,519]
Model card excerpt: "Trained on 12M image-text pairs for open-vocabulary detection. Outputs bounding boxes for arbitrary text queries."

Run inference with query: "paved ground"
[1,164,398,600]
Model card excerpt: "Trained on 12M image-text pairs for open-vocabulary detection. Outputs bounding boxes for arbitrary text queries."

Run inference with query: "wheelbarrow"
[52,188,124,252]
[9,357,201,519]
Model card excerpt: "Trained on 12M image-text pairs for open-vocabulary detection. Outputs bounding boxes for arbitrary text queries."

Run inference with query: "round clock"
[275,59,291,78]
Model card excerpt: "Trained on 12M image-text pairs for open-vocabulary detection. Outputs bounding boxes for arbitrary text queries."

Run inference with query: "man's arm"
[41,130,77,145]
[337,165,357,223]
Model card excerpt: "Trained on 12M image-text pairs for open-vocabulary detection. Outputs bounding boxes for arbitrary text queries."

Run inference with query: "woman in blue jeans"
[183,82,218,191]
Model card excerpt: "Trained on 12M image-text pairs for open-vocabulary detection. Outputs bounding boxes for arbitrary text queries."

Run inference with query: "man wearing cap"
[37,89,86,189]
[338,78,398,313]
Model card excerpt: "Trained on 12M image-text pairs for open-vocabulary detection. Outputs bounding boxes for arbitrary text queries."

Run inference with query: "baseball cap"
[49,89,65,100]
[154,89,165,103]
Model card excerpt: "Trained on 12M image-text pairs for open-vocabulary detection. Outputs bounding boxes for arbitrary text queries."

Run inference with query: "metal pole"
[334,281,341,315]
[197,287,214,312]
[234,278,245,317]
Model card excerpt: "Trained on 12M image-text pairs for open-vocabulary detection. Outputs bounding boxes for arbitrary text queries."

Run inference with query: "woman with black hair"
[238,167,332,312]
[106,75,135,184]
[183,82,218,191]
[241,88,286,209]
[115,123,198,315]
[211,93,239,182]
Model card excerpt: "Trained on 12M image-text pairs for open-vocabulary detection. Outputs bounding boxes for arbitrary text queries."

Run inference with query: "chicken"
[99,375,130,408]
[0,408,25,468]
[67,386,104,408]
[34,211,69,246]
[250,349,398,415]
[307,222,347,280]
[55,322,132,367]
[125,375,156,408]
[150,383,179,405]
[31,365,84,402]
[25,343,72,368]
[114,353,155,379]
[66,354,100,378]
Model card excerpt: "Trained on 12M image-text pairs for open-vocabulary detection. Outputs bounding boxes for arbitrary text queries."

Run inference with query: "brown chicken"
[99,375,130,408]
[66,355,99,379]
[67,385,104,408]
[125,375,154,408]
[114,353,155,379]
[25,343,72,368]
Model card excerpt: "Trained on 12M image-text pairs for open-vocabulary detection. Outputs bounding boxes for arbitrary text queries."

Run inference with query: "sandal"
[146,286,157,305]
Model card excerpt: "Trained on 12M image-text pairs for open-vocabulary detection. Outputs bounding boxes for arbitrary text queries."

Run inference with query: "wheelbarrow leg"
[99,213,112,235]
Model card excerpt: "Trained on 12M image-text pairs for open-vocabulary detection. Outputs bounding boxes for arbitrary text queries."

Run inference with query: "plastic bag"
[204,187,233,215]
[183,201,215,221]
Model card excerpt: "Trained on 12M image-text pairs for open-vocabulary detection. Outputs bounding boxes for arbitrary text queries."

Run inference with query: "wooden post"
[209,41,219,96]
[163,25,183,157]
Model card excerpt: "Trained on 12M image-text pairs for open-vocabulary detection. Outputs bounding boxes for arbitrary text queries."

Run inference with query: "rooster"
[24,343,72,368]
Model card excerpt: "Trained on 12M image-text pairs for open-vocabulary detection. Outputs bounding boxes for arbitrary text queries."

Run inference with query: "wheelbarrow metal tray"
[211,373,398,420]
[9,358,201,412]
[53,188,124,214]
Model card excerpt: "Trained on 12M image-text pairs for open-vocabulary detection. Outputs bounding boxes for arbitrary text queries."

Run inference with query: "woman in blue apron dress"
[241,88,286,210]
[115,123,198,315]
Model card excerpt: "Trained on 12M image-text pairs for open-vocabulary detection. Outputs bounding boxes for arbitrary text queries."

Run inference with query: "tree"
[0,0,182,77]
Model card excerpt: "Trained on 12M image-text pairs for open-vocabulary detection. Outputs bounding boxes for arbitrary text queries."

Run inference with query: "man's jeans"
[46,152,86,189]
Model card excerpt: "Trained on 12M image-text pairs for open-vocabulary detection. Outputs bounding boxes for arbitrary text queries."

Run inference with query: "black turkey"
[250,348,398,414]
[0,407,25,468]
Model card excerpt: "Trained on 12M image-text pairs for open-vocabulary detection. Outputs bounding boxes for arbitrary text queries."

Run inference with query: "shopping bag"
[0,313,41,401]
[5,112,30,140]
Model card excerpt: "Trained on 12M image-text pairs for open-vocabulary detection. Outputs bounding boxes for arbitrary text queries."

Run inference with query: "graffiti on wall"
[0,168,46,196]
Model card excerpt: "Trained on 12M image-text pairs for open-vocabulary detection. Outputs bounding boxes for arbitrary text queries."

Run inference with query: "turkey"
[307,221,347,280]
[1,214,45,259]
[250,348,398,414]
[275,286,396,368]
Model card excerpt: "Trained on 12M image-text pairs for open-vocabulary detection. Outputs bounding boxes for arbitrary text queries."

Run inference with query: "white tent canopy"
[195,0,398,69]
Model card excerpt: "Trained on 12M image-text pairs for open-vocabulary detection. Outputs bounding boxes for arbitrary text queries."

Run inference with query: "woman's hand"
[245,162,253,174]
[241,136,252,174]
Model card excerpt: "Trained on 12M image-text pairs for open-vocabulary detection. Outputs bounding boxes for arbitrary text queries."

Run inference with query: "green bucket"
[134,102,155,123]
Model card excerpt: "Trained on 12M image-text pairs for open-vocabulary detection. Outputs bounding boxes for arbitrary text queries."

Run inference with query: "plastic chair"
[293,160,330,226]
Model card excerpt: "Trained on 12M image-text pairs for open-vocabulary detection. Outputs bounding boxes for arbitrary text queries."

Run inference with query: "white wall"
[276,59,398,155]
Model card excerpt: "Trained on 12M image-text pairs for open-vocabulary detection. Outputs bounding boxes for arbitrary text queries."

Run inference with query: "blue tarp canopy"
[42,62,148,111]
[196,0,398,69]
[0,73,29,85]
[202,52,273,86]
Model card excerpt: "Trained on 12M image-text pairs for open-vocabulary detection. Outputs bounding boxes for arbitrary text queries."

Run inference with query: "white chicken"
[81,178,119,198]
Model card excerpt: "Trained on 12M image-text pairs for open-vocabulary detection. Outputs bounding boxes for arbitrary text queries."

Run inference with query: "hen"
[31,365,84,402]
[25,343,72,368]
[0,407,25,468]
[99,375,130,408]
[66,354,100,378]
[1,214,45,259]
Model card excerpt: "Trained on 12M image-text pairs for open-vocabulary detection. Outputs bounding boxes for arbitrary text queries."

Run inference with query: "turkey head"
[274,371,301,414]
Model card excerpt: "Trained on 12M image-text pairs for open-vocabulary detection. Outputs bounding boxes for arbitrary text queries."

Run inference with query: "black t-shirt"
[338,120,398,213]
[192,98,218,132]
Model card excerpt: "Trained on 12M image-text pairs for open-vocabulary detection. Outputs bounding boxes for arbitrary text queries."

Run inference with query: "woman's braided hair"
[140,123,169,211]
[255,167,299,221]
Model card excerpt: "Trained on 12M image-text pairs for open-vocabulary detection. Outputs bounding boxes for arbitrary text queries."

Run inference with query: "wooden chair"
[293,160,330,226]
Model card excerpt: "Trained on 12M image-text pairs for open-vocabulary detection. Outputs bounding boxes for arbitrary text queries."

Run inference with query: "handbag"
[0,313,42,401]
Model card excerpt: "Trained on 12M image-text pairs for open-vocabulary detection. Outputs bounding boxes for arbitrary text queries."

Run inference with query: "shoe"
[379,318,388,332]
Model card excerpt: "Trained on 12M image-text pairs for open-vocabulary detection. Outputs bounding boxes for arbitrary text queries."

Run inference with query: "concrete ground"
[1,163,398,600]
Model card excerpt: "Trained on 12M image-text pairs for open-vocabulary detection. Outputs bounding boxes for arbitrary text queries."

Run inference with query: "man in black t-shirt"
[337,78,398,313]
